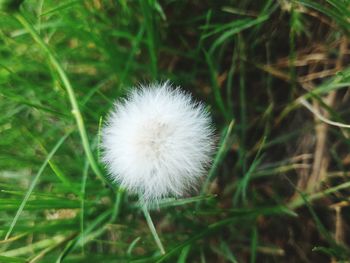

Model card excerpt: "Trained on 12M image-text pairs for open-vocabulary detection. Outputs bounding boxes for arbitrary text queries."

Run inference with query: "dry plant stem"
[294,137,313,191]
[334,206,344,244]
[306,38,347,193]
[299,98,350,129]
[14,13,105,184]
[142,205,166,255]
[307,104,329,193]
[306,86,332,192]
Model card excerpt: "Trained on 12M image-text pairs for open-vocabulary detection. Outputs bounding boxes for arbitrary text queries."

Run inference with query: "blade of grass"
[288,180,350,209]
[298,0,350,32]
[156,205,295,263]
[0,255,26,263]
[4,132,70,240]
[290,185,349,258]
[201,120,235,195]
[250,226,258,263]
[218,241,238,263]
[204,51,230,120]
[79,159,89,255]
[13,13,108,187]
[56,210,111,262]
[209,15,269,53]
[233,137,266,205]
[127,237,141,256]
[177,245,191,263]
[238,35,247,174]
[2,236,66,257]
[139,0,158,78]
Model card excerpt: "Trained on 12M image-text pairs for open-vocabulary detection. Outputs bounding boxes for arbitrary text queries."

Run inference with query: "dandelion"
[101,81,215,206]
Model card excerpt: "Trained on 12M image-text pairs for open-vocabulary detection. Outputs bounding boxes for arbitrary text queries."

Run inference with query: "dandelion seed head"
[101,82,215,205]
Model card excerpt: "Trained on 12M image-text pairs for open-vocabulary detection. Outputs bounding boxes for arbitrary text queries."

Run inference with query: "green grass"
[1,0,350,262]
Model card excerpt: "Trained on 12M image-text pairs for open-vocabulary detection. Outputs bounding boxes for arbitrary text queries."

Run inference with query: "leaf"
[4,133,70,240]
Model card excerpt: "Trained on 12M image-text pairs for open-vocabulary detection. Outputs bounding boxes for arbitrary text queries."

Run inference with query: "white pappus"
[101,82,215,206]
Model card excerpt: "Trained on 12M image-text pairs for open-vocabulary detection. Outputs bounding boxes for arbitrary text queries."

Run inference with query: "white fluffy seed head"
[101,82,215,206]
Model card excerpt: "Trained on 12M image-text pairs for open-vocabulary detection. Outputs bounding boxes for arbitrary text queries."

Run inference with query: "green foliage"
[1,0,350,262]
[0,0,23,13]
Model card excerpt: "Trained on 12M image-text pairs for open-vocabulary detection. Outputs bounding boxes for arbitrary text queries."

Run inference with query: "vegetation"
[1,0,350,262]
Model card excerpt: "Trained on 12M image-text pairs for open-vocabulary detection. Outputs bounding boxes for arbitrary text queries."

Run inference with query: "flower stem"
[14,13,107,186]
[142,206,165,255]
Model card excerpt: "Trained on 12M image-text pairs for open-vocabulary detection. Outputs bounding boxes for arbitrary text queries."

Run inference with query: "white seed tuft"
[101,82,215,206]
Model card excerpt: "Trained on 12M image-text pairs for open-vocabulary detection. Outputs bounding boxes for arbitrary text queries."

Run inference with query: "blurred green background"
[1,0,350,262]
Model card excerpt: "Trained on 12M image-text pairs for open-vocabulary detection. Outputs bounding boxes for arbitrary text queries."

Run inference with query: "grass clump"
[1,0,350,262]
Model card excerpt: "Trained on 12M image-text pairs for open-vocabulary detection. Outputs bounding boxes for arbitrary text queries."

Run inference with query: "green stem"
[142,206,165,255]
[14,13,104,184]
[110,189,124,223]
[288,181,350,209]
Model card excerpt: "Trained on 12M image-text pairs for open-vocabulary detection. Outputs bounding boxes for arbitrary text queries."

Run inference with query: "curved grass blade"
[201,120,235,195]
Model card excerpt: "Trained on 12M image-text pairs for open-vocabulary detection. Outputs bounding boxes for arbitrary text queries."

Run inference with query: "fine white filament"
[101,82,214,206]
